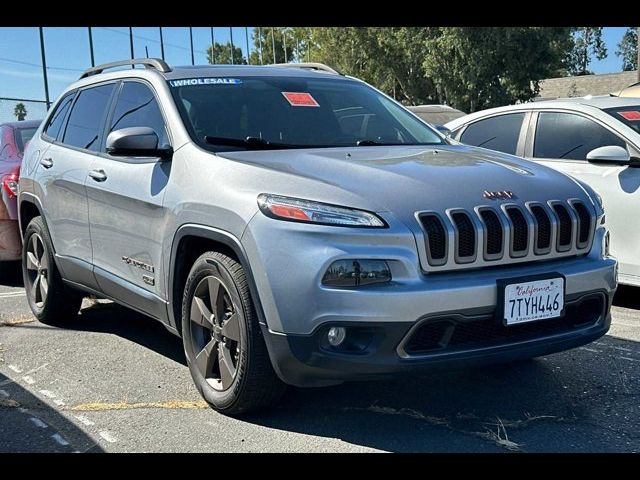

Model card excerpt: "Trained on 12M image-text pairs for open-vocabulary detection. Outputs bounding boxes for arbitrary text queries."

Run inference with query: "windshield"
[15,127,37,153]
[169,76,445,151]
[603,105,640,134]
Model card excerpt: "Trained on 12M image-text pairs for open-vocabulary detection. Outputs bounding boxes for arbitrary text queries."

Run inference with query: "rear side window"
[108,82,168,147]
[63,83,115,151]
[534,112,626,160]
[44,93,74,140]
[459,113,525,155]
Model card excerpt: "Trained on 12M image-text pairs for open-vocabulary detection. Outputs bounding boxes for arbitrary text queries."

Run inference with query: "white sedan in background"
[446,96,640,286]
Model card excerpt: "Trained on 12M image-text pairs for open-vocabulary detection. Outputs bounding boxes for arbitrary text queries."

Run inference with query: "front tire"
[22,216,82,324]
[181,251,286,415]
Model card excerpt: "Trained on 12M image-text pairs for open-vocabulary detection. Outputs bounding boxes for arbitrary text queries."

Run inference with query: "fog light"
[322,259,391,287]
[327,327,347,347]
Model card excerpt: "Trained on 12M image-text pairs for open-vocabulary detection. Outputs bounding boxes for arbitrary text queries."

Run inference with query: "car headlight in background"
[257,194,386,227]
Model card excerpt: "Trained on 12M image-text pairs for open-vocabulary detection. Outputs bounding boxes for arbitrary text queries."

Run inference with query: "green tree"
[249,27,310,65]
[13,102,27,121]
[310,27,437,105]
[207,42,246,65]
[423,27,574,112]
[567,27,607,76]
[616,27,638,71]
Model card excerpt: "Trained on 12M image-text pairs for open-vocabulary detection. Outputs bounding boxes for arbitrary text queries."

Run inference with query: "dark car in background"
[1,120,40,268]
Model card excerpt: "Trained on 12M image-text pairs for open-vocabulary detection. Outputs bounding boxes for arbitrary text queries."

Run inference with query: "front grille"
[572,202,592,247]
[418,199,595,271]
[402,293,605,356]
[530,205,552,251]
[480,209,503,256]
[451,212,476,259]
[506,207,528,254]
[420,214,447,263]
[553,204,573,249]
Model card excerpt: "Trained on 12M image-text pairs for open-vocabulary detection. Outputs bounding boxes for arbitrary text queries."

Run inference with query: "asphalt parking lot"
[0,263,638,453]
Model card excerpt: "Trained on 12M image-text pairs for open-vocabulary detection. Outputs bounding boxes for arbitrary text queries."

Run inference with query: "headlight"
[257,194,387,228]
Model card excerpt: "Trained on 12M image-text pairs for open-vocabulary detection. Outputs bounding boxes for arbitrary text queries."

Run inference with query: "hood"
[219,144,591,224]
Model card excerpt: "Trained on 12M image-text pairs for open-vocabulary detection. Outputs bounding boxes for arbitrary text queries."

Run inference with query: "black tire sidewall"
[182,254,250,411]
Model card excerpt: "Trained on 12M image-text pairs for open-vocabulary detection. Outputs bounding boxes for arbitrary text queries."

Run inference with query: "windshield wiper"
[355,139,442,147]
[204,135,305,150]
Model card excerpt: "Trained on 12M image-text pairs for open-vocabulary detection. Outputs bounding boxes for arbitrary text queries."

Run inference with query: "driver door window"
[107,81,168,149]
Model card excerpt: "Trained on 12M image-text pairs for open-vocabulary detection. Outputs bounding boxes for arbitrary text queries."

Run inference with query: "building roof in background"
[537,70,639,100]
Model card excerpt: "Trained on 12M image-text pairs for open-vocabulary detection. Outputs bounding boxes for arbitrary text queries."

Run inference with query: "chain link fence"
[0,97,49,125]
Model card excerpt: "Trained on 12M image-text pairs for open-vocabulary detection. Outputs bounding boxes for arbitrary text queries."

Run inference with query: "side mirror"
[106,127,172,159]
[586,145,631,165]
[434,124,452,137]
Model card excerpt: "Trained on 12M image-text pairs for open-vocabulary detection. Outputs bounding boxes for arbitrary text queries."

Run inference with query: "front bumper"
[262,290,612,387]
[242,214,616,386]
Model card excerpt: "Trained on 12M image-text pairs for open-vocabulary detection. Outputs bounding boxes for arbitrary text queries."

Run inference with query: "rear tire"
[181,251,286,415]
[22,216,83,324]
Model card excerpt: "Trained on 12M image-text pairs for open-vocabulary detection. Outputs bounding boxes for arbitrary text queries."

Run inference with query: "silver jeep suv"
[18,59,617,414]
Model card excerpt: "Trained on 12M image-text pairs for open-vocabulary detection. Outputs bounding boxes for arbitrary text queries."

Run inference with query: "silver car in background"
[446,96,640,286]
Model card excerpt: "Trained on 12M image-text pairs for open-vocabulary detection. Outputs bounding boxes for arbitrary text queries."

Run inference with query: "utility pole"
[230,27,235,64]
[258,27,263,65]
[245,27,250,64]
[88,27,95,67]
[129,27,135,66]
[38,27,50,108]
[189,27,195,65]
[210,27,215,64]
[159,27,165,61]
[271,28,276,64]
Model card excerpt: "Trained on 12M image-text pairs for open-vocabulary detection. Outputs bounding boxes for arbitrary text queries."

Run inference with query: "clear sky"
[0,27,633,123]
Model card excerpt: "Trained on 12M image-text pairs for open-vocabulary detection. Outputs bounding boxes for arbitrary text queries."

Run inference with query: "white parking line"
[29,417,48,429]
[22,376,35,385]
[51,433,70,446]
[73,414,95,426]
[8,365,22,373]
[0,292,26,298]
[54,399,66,407]
[99,431,117,443]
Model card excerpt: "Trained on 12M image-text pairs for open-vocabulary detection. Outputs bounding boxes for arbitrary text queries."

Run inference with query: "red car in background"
[1,120,40,266]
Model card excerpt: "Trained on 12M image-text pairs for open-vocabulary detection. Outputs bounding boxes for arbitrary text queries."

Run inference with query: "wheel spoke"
[190,297,214,329]
[221,313,240,341]
[195,337,218,377]
[207,277,222,321]
[26,251,39,271]
[31,235,39,260]
[39,275,48,301]
[40,250,49,271]
[218,346,236,389]
[33,275,41,304]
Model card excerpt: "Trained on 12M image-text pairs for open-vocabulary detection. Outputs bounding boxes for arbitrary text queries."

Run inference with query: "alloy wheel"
[25,233,49,308]
[189,275,241,391]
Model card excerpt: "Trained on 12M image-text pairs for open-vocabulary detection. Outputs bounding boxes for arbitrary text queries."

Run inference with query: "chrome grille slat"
[417,199,596,271]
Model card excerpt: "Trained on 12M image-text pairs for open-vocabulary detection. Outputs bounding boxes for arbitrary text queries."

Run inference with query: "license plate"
[502,277,565,325]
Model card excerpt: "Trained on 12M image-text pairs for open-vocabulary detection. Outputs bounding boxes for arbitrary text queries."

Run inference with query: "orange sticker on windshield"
[619,111,640,120]
[282,92,319,107]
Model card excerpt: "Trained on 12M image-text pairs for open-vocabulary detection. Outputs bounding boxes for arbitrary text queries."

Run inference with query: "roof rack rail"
[270,62,343,75]
[79,58,171,79]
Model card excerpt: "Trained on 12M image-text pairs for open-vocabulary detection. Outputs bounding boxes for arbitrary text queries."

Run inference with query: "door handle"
[40,157,53,169]
[88,169,108,182]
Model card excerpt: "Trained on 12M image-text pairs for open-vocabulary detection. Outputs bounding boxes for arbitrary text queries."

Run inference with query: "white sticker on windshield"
[169,78,242,87]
